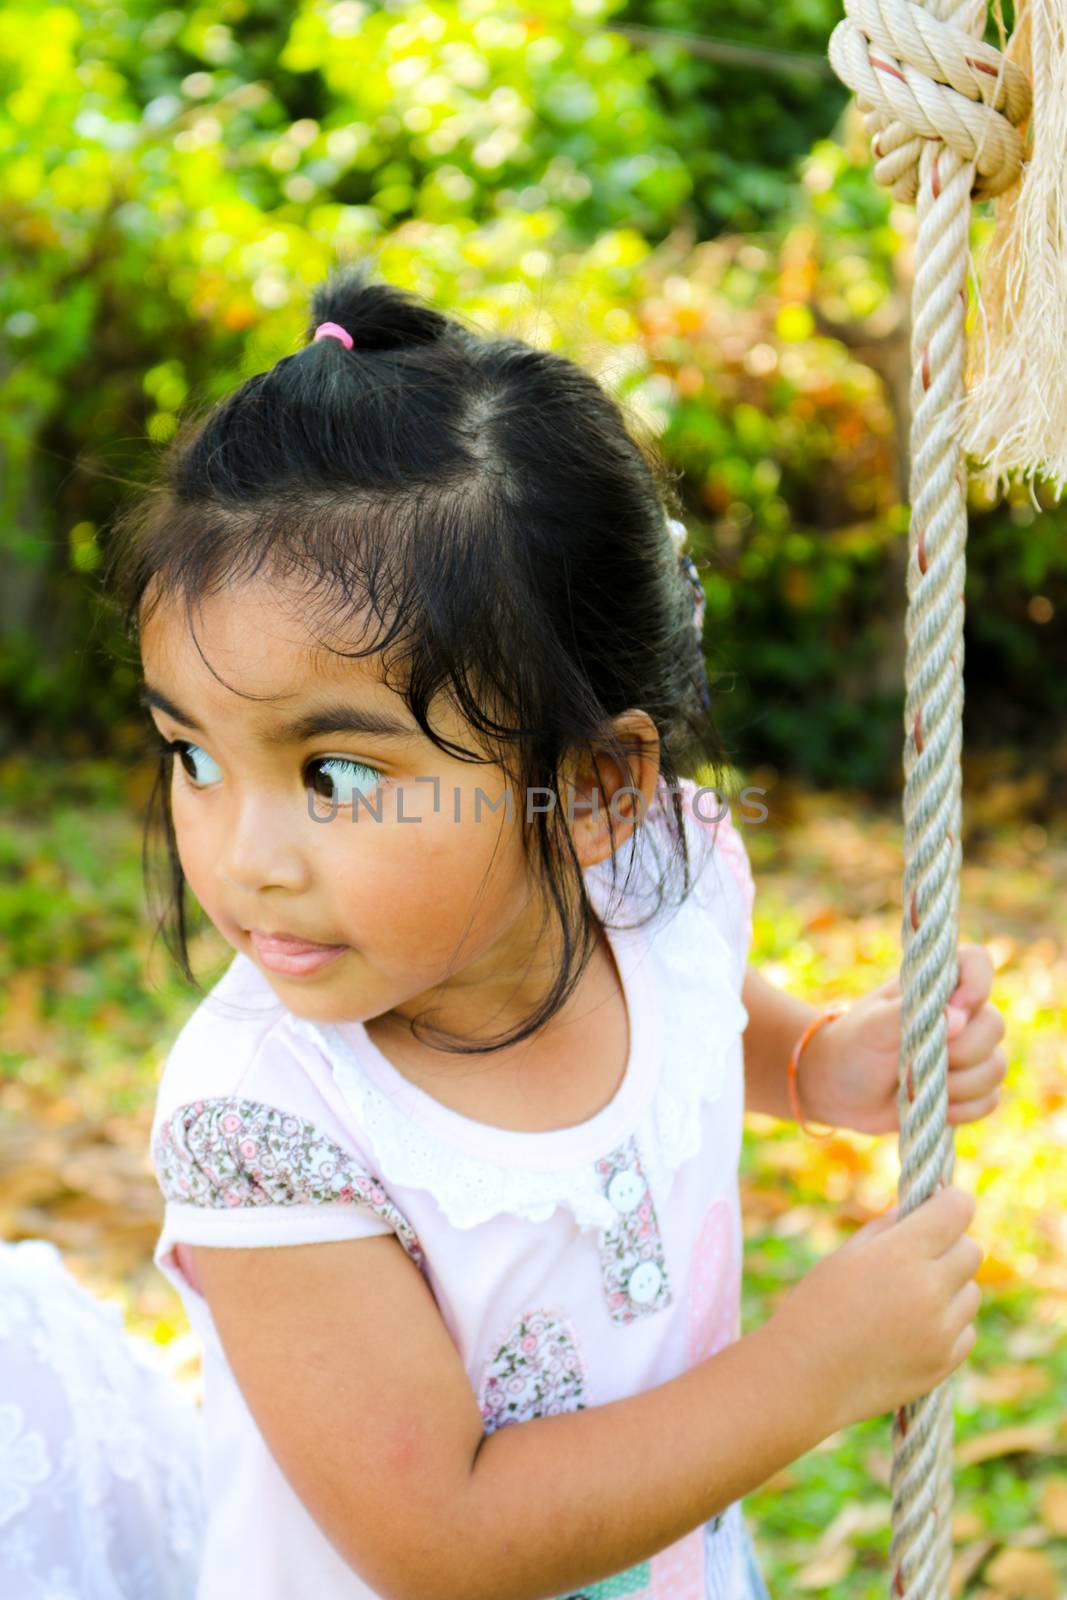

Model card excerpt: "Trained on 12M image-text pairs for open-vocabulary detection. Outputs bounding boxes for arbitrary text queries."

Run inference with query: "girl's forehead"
[139,576,394,704]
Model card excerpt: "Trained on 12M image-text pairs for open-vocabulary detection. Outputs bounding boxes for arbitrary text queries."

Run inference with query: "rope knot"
[828,0,1031,202]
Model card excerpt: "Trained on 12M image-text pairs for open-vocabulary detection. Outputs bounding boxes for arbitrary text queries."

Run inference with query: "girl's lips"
[248,930,348,977]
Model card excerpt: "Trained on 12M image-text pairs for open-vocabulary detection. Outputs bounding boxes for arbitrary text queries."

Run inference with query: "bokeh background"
[1,2,1065,1594]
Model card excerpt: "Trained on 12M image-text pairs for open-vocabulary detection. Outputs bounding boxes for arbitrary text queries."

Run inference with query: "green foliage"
[633,131,1067,785]
[1,0,1064,786]
[617,0,851,234]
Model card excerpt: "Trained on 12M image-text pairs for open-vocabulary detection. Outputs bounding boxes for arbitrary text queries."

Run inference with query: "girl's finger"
[949,944,995,1013]
[938,1232,985,1292]
[946,1279,983,1341]
[947,1052,1007,1103]
[948,1090,1001,1125]
[948,1005,1006,1061]
[946,1004,968,1035]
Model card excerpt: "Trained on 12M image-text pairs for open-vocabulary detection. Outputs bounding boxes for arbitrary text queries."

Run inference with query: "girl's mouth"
[247,930,348,977]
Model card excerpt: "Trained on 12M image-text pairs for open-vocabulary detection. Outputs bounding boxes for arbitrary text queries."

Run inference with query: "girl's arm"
[740,963,822,1121]
[191,1172,981,1600]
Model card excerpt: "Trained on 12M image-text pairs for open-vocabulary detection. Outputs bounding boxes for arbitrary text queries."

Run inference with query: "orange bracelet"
[787,1006,846,1139]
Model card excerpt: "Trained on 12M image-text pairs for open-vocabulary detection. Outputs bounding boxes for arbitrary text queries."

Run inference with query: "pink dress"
[147,775,759,1600]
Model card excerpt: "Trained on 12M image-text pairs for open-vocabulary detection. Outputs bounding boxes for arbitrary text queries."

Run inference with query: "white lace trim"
[289,919,747,1234]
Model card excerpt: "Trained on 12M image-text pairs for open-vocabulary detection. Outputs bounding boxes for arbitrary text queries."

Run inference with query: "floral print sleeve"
[153,1096,424,1267]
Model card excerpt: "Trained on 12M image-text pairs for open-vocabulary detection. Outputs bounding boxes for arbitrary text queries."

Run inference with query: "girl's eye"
[158,737,223,788]
[153,735,384,806]
[305,757,385,807]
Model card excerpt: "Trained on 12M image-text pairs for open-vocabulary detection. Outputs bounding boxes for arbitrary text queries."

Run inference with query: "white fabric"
[0,1238,204,1600]
[286,903,747,1235]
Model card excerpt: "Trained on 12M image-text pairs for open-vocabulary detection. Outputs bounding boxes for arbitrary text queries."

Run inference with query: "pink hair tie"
[313,321,353,350]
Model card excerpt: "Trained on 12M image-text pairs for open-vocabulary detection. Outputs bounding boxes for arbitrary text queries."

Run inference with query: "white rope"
[827,4,1028,1595]
[831,0,1028,199]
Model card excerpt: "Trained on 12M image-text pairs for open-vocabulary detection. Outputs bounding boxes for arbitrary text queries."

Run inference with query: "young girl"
[0,264,1006,1600]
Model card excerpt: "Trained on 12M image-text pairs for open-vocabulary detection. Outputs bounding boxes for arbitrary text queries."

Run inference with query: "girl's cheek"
[170,782,199,841]
[170,790,218,901]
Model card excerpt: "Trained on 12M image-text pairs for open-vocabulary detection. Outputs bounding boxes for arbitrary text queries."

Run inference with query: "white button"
[607,1170,644,1213]
[627,1260,663,1304]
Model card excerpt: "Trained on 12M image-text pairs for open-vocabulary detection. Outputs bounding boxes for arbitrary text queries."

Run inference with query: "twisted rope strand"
[827,2,1028,1593]
[893,119,970,1598]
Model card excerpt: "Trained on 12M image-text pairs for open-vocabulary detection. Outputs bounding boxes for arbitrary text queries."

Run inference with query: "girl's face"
[139,574,569,1038]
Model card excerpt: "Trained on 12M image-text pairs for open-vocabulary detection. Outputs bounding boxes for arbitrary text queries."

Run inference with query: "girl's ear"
[563,710,661,870]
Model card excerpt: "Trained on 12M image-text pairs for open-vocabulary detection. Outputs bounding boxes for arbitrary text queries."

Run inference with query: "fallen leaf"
[1009,1528,1051,1549]
[1,969,46,1051]
[952,1509,987,1542]
[795,1544,852,1590]
[794,1501,888,1590]
[1038,1476,1067,1536]
[865,1449,892,1489]
[984,1546,1059,1599]
[950,1538,996,1598]
[970,1365,1053,1405]
[955,1423,1057,1468]
[805,907,838,932]
[975,1253,1021,1288]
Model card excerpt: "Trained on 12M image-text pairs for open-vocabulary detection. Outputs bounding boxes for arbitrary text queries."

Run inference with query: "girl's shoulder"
[150,952,380,1188]
[153,952,303,1112]
[149,954,424,1269]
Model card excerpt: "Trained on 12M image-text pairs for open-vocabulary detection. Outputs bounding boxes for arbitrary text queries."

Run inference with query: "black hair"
[103,260,736,1056]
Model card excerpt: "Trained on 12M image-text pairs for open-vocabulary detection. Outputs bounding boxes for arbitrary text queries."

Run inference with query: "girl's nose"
[216,849,307,894]
[215,799,310,895]
[217,850,308,895]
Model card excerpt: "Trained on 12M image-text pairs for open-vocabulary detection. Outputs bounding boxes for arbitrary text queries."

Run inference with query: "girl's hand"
[769,1184,983,1431]
[798,942,1007,1135]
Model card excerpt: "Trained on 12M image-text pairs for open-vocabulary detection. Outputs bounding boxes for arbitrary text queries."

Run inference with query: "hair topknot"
[307,261,452,353]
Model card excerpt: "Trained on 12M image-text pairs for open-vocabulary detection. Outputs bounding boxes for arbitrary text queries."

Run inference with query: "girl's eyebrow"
[139,683,421,744]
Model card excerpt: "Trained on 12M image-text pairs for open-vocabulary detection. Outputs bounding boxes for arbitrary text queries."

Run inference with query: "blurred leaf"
[984,1547,1060,1599]
[955,1424,1059,1469]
